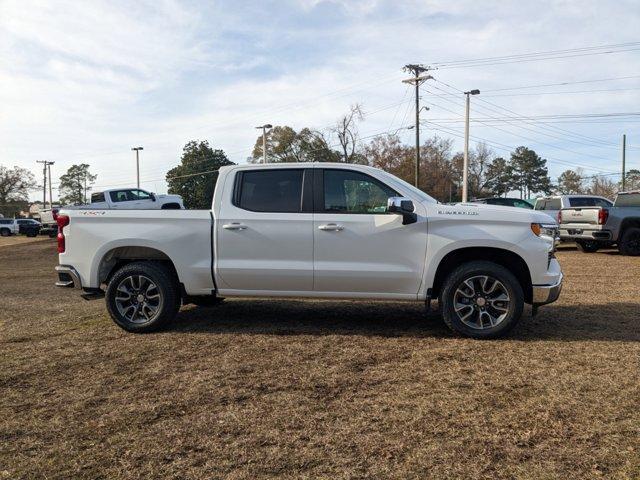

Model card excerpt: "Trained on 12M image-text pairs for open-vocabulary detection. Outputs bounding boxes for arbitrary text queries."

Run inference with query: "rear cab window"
[91,192,106,203]
[569,197,613,208]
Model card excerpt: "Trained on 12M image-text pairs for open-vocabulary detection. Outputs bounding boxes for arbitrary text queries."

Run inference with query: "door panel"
[314,213,426,293]
[216,168,314,291]
[313,168,427,295]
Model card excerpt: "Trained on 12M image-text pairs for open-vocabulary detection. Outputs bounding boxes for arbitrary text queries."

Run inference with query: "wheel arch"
[619,217,640,236]
[98,246,180,288]
[160,202,182,210]
[430,247,533,304]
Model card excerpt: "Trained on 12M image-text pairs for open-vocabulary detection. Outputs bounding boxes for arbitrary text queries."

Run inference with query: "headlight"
[531,223,558,238]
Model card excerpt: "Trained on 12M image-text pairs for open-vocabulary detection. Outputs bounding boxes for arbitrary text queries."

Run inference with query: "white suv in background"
[0,219,19,236]
[87,189,184,210]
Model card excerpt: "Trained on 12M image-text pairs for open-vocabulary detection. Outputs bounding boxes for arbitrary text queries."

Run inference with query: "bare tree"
[332,104,364,163]
[588,175,617,199]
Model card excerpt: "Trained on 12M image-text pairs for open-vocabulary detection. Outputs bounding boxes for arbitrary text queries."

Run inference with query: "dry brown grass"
[1,240,639,479]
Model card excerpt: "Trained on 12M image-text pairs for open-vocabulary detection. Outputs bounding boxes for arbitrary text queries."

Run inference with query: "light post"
[462,89,480,203]
[255,124,272,163]
[131,147,143,188]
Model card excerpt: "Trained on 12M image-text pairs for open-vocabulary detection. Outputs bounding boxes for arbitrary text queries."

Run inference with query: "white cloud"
[1,0,639,198]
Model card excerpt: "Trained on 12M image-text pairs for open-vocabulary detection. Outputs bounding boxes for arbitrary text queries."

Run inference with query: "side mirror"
[149,193,157,202]
[387,197,417,225]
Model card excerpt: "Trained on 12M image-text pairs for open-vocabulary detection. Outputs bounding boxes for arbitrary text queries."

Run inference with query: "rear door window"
[236,169,304,213]
[109,190,134,203]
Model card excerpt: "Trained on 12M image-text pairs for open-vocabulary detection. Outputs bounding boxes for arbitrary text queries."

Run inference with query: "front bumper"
[55,265,82,289]
[532,273,563,305]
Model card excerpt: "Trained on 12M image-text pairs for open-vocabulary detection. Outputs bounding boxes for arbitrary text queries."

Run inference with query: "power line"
[432,78,634,149]
[423,119,619,174]
[430,87,640,98]
[482,74,640,92]
[430,42,640,69]
[423,84,622,159]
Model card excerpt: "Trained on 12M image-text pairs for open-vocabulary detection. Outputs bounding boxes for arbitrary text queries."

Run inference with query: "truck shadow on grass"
[168,299,639,342]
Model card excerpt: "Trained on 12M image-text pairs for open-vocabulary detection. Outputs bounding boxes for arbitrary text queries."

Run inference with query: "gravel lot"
[1,239,638,479]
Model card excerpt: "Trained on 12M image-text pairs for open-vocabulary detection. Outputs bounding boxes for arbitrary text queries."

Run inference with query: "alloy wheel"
[114,274,162,324]
[453,275,511,330]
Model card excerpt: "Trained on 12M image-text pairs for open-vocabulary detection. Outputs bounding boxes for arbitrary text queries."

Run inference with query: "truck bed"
[58,209,215,295]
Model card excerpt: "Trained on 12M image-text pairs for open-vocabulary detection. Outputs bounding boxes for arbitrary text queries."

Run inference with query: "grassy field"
[1,239,638,479]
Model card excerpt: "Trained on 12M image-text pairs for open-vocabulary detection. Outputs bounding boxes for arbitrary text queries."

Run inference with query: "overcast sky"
[1,0,639,198]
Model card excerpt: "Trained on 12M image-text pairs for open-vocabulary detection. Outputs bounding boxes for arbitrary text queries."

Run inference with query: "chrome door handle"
[223,223,247,230]
[318,223,344,231]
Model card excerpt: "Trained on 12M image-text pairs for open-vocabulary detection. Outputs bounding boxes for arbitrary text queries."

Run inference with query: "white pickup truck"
[55,163,563,339]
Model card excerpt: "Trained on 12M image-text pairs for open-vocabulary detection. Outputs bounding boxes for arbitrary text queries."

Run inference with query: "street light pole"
[131,147,143,188]
[255,125,272,163]
[462,89,480,203]
[47,162,54,209]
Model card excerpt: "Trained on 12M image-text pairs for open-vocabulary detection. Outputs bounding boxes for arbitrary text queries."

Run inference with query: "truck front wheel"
[105,262,180,333]
[440,261,524,339]
[618,228,640,256]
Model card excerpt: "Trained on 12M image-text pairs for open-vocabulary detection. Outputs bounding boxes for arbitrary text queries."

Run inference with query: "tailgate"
[560,207,601,227]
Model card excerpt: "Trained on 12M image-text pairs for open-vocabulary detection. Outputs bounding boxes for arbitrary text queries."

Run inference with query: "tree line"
[0,103,633,214]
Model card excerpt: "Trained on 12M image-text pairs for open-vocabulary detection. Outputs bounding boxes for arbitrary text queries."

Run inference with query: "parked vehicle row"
[55,163,563,339]
[0,218,41,237]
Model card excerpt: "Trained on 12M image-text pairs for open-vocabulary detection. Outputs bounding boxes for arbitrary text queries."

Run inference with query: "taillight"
[57,215,70,253]
[598,208,609,225]
[557,210,562,224]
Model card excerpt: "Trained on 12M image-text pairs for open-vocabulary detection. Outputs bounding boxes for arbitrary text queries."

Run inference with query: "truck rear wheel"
[440,261,524,339]
[105,262,180,333]
[618,228,640,256]
[576,239,600,253]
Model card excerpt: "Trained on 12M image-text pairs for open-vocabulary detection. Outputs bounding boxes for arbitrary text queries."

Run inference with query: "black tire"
[105,261,180,333]
[576,239,600,253]
[0,228,10,237]
[440,261,524,339]
[618,227,640,256]
[48,231,57,238]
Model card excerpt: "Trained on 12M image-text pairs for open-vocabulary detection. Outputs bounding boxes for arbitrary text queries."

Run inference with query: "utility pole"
[255,124,272,163]
[131,147,143,188]
[462,89,480,203]
[622,134,627,191]
[84,175,87,204]
[47,162,54,209]
[36,161,55,208]
[402,65,433,188]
